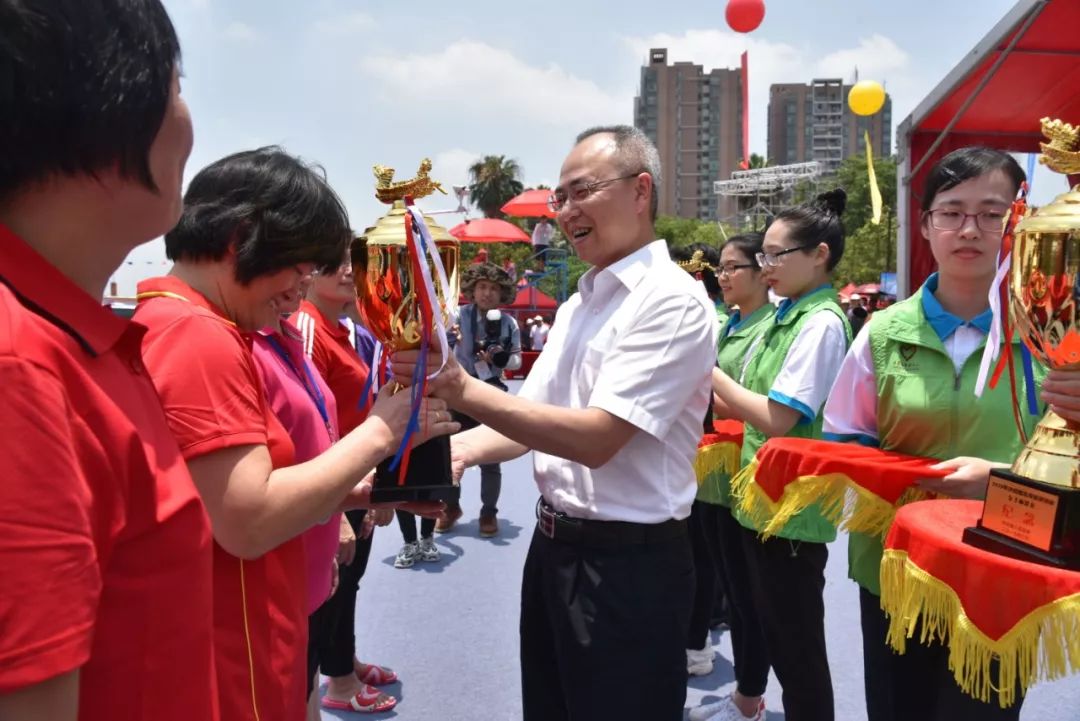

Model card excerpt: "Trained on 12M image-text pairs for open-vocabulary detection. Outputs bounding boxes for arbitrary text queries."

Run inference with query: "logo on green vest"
[895,342,920,371]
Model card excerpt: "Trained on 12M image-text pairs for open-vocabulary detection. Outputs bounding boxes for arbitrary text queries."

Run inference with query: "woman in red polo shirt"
[135,148,457,721]
[0,3,217,721]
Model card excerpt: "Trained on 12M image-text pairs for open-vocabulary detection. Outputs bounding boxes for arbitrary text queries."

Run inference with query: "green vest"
[734,287,851,542]
[697,303,776,506]
[849,287,1047,594]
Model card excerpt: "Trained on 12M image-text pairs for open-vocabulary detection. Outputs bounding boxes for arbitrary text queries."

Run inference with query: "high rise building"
[633,48,742,222]
[767,78,892,174]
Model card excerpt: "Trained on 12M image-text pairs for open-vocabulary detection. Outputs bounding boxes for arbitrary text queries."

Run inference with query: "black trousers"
[711,508,772,697]
[743,532,833,721]
[688,501,727,649]
[860,588,1023,721]
[520,525,694,721]
[318,509,375,678]
[395,509,435,543]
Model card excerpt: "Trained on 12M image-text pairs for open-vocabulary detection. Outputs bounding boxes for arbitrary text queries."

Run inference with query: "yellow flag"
[866,130,883,225]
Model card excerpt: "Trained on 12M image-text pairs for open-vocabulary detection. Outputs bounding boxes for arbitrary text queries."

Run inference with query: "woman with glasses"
[710,190,851,721]
[822,147,1041,721]
[686,233,776,721]
[134,148,456,721]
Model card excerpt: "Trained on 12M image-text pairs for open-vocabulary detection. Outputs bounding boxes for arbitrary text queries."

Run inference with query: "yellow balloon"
[848,80,886,116]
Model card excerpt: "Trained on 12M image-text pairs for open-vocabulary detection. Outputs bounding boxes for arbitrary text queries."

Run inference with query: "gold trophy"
[352,159,461,503]
[964,118,1080,568]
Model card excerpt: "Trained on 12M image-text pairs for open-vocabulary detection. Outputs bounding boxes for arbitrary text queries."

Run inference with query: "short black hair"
[0,0,181,199]
[166,147,351,284]
[721,231,765,267]
[920,147,1025,211]
[772,189,847,271]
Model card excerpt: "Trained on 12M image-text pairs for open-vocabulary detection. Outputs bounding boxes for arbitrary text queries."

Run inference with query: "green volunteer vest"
[734,286,852,542]
[697,303,776,506]
[849,287,1047,594]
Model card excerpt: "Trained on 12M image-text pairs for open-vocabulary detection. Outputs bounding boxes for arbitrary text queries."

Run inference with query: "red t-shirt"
[294,300,372,434]
[0,227,215,720]
[135,276,306,721]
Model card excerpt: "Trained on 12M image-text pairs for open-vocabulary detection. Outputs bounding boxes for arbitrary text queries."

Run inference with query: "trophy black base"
[370,434,459,505]
[962,468,1080,571]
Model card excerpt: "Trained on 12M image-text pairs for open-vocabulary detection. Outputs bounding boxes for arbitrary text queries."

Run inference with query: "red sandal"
[355,662,398,686]
[321,684,397,714]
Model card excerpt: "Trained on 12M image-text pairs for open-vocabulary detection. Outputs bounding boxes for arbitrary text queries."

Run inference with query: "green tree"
[747,152,768,169]
[468,155,524,218]
[828,152,899,286]
[835,152,898,235]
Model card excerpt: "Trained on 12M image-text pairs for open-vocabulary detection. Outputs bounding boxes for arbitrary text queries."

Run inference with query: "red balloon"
[726,0,765,33]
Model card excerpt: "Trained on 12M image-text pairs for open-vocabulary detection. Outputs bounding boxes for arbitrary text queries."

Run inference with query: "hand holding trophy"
[351,160,462,503]
[964,118,1080,568]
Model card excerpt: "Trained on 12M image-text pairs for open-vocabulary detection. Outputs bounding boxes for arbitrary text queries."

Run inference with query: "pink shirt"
[252,320,341,614]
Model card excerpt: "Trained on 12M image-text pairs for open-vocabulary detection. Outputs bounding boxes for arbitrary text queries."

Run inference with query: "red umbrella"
[856,283,881,295]
[449,218,530,244]
[500,189,556,218]
[838,282,857,300]
[510,286,558,310]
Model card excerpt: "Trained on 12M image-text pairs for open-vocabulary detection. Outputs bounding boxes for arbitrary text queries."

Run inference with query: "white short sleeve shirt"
[518,240,718,522]
[765,311,849,423]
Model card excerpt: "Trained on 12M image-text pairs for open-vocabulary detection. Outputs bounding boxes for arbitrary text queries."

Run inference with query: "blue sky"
[111,0,1055,294]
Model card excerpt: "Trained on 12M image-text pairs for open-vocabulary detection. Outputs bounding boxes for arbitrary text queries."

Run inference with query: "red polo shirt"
[294,300,372,434]
[0,227,215,720]
[135,276,306,721]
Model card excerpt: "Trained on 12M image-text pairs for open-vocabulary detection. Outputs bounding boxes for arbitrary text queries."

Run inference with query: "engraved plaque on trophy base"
[963,469,1080,570]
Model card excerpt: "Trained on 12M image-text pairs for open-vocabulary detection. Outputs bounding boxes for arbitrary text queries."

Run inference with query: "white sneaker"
[393,541,419,568]
[689,695,764,721]
[418,536,440,562]
[687,646,714,676]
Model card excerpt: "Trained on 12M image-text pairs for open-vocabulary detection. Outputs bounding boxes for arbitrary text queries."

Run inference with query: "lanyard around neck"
[263,334,336,443]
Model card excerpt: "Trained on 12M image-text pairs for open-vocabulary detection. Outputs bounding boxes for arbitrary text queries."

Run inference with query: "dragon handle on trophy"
[964,118,1080,568]
[351,159,462,503]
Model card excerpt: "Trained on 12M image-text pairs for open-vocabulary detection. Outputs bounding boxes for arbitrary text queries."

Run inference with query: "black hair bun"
[816,188,847,217]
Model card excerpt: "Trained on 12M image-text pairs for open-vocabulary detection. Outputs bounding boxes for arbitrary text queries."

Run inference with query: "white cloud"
[815,34,910,81]
[622,29,918,156]
[222,21,260,45]
[430,148,480,187]
[358,41,625,129]
[311,11,374,38]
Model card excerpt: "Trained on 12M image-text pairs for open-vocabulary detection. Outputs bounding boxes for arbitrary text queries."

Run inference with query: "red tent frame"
[896,0,1080,298]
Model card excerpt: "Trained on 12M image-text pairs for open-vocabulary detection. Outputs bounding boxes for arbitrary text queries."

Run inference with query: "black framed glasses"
[755,246,809,268]
[547,173,642,212]
[925,208,1008,233]
[718,262,756,277]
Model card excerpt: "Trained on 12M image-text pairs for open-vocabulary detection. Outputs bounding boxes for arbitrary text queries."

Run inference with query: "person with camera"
[437,262,522,537]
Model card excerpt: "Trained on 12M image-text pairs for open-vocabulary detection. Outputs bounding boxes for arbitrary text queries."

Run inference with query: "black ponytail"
[772,188,847,271]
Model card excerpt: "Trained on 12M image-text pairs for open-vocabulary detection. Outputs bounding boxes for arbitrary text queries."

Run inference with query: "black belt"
[535,498,687,549]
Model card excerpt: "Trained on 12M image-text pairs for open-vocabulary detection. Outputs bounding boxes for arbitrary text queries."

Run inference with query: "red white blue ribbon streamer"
[386,203,453,479]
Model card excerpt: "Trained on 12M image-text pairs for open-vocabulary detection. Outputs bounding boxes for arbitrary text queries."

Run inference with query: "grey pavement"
[323,381,1080,721]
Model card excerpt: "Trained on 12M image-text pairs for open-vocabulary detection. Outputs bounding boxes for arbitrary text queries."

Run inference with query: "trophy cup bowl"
[351,160,461,504]
[963,181,1080,568]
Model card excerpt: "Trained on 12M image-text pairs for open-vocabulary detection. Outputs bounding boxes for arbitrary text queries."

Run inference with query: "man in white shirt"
[529,314,549,351]
[392,125,716,720]
[530,217,554,268]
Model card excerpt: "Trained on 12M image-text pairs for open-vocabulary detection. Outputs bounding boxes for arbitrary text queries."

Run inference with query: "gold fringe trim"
[693,442,740,484]
[730,459,930,539]
[881,549,1080,708]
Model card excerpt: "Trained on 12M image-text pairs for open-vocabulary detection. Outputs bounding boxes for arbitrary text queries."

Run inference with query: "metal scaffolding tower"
[713,161,824,231]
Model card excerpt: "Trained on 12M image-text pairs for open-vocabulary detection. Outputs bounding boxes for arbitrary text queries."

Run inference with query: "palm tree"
[468,155,524,218]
